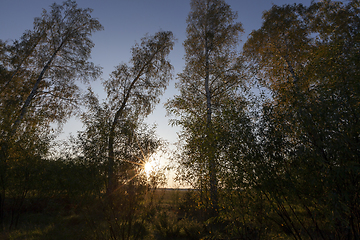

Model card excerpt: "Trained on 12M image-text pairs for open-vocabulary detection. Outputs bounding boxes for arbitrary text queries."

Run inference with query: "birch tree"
[167,0,245,216]
[0,0,102,225]
[82,31,174,195]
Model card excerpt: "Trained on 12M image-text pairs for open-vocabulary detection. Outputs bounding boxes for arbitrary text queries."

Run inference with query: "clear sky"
[0,0,313,187]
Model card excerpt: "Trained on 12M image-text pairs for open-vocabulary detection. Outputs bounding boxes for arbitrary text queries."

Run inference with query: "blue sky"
[1,0,313,186]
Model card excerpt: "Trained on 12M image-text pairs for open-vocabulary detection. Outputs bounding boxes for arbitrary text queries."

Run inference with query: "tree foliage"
[1,0,103,137]
[244,0,360,238]
[0,0,102,228]
[102,31,174,194]
[167,0,248,216]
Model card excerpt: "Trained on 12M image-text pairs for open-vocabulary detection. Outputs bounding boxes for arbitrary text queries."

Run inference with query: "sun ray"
[111,137,160,192]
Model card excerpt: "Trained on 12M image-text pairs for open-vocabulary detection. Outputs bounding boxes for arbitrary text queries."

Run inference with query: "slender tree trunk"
[106,51,159,196]
[204,31,218,217]
[107,131,115,195]
[10,40,64,137]
[106,72,141,195]
[106,83,134,196]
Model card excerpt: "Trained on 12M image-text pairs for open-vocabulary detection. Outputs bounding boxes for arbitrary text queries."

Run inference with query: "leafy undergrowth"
[0,189,324,240]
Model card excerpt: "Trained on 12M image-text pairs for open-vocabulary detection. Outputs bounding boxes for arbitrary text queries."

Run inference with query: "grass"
[1,188,329,239]
[0,188,193,240]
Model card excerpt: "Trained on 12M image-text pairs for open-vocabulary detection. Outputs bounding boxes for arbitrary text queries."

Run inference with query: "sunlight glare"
[144,161,155,175]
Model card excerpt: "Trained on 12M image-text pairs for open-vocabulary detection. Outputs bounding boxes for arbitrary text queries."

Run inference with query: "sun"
[144,161,155,175]
[141,153,162,177]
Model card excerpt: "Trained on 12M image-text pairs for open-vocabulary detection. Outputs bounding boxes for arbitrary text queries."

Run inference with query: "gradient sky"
[1,0,313,186]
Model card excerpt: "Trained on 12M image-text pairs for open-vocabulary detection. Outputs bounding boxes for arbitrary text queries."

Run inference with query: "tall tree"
[0,0,102,226]
[101,31,174,194]
[244,0,360,238]
[167,0,244,216]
